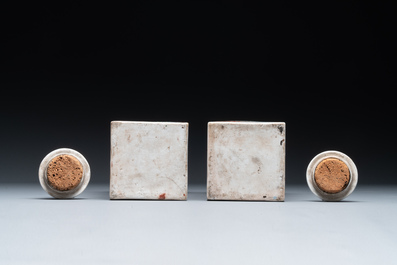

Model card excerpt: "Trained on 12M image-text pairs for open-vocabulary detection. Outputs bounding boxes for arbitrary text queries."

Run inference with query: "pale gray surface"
[0,184,396,265]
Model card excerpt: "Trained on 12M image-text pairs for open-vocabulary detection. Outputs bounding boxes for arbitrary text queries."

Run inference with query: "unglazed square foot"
[110,121,188,200]
[207,121,286,201]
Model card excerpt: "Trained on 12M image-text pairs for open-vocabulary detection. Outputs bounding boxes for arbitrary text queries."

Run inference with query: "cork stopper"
[314,158,350,194]
[47,155,83,191]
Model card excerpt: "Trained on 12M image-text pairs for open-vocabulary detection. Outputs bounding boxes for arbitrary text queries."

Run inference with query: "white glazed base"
[110,121,188,200]
[38,148,91,199]
[207,121,286,201]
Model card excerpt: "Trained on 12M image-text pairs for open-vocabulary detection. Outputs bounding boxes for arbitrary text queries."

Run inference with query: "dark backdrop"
[1,2,395,186]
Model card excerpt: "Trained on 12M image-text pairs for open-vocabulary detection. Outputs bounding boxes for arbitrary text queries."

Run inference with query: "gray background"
[1,184,396,264]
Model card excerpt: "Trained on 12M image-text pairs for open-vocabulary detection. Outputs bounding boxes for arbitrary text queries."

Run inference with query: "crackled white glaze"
[207,121,286,201]
[110,121,188,200]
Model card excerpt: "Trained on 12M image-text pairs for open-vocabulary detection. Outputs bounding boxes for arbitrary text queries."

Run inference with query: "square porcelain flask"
[207,121,286,201]
[110,121,188,200]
